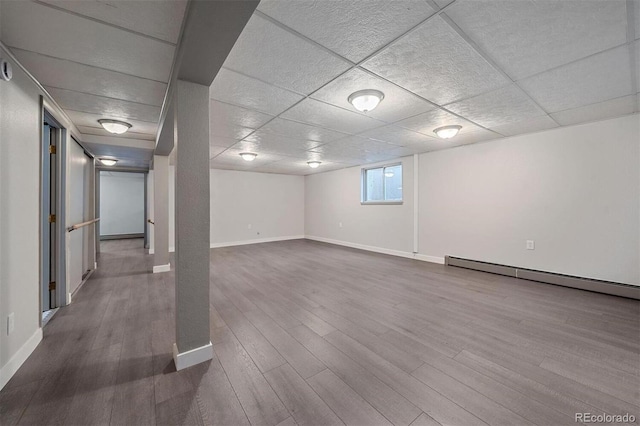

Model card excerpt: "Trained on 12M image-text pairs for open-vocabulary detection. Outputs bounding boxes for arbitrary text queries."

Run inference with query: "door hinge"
[49,145,56,154]
[49,281,56,291]
[48,214,56,223]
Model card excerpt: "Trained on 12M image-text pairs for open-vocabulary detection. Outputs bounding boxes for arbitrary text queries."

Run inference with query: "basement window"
[361,163,403,204]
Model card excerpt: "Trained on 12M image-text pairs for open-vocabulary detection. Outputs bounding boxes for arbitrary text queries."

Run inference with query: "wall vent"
[445,256,639,300]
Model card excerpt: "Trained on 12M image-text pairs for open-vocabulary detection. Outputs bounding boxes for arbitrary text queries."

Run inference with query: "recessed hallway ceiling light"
[100,158,118,166]
[307,161,322,168]
[98,119,132,135]
[240,152,258,161]
[434,125,462,139]
[348,89,384,112]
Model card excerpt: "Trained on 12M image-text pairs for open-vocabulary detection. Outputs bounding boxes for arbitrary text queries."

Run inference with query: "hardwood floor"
[1,238,639,425]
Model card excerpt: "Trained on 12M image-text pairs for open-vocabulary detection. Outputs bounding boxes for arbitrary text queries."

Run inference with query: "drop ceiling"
[209,0,639,175]
[1,1,638,175]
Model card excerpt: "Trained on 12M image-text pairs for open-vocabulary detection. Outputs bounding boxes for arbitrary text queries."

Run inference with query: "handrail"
[68,218,100,232]
[147,219,155,225]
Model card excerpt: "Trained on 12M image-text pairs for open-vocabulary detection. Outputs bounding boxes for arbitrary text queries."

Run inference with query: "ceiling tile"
[490,115,559,137]
[635,41,640,89]
[209,146,228,159]
[83,142,152,168]
[258,118,348,143]
[232,140,310,159]
[395,108,484,136]
[47,87,161,123]
[357,125,442,150]
[210,68,304,115]
[243,130,324,151]
[253,159,349,175]
[210,136,239,149]
[311,68,436,122]
[210,100,273,140]
[222,14,351,94]
[1,1,175,82]
[210,148,284,168]
[362,15,508,105]
[519,46,633,113]
[211,100,274,129]
[434,0,454,9]
[445,0,628,80]
[66,110,158,136]
[445,128,501,147]
[281,98,385,134]
[257,0,435,63]
[445,85,547,128]
[78,126,155,141]
[39,0,187,44]
[338,135,403,152]
[550,95,637,126]
[13,49,167,106]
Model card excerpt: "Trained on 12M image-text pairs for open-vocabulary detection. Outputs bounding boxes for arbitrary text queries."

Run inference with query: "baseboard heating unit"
[445,256,639,300]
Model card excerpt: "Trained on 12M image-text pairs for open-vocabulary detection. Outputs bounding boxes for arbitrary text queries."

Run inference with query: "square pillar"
[172,79,212,370]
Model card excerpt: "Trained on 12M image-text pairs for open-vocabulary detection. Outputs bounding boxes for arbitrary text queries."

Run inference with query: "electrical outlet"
[7,312,15,335]
[247,224,252,229]
[339,222,343,228]
[526,240,535,250]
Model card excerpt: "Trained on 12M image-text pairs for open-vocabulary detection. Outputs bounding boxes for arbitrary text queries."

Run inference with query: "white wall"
[419,115,639,286]
[305,157,414,254]
[305,115,640,286]
[99,171,145,236]
[210,169,305,245]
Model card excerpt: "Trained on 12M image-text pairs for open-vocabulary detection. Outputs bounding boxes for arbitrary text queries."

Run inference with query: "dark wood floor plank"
[289,325,423,426]
[307,368,393,426]
[244,309,326,379]
[213,334,289,426]
[264,364,344,426]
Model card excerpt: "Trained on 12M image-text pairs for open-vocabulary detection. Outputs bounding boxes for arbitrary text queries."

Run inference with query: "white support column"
[172,79,212,370]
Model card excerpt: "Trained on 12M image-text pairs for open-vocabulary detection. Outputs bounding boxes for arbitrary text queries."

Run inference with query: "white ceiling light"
[384,171,394,177]
[98,119,132,135]
[307,161,321,168]
[240,152,258,162]
[348,89,384,112]
[100,158,118,166]
[434,125,462,139]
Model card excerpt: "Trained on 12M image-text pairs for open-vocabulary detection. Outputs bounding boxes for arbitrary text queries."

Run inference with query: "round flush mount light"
[98,119,132,135]
[348,89,384,112]
[100,158,118,166]
[384,171,394,178]
[240,152,258,162]
[307,161,322,169]
[434,125,462,139]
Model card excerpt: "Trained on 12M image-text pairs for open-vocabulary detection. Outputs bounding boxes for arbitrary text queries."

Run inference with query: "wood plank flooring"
[1,238,639,425]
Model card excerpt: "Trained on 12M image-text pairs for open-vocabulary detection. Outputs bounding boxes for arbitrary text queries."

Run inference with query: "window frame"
[361,162,403,205]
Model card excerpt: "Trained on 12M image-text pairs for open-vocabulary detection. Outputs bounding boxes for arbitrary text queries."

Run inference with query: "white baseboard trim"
[305,235,445,265]
[210,235,305,249]
[149,247,174,255]
[153,263,171,273]
[0,328,43,391]
[173,341,213,371]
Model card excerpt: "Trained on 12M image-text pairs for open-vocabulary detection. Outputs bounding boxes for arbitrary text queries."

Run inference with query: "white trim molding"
[149,247,174,254]
[153,263,171,274]
[210,235,304,249]
[172,341,213,371]
[305,236,445,264]
[0,328,43,391]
